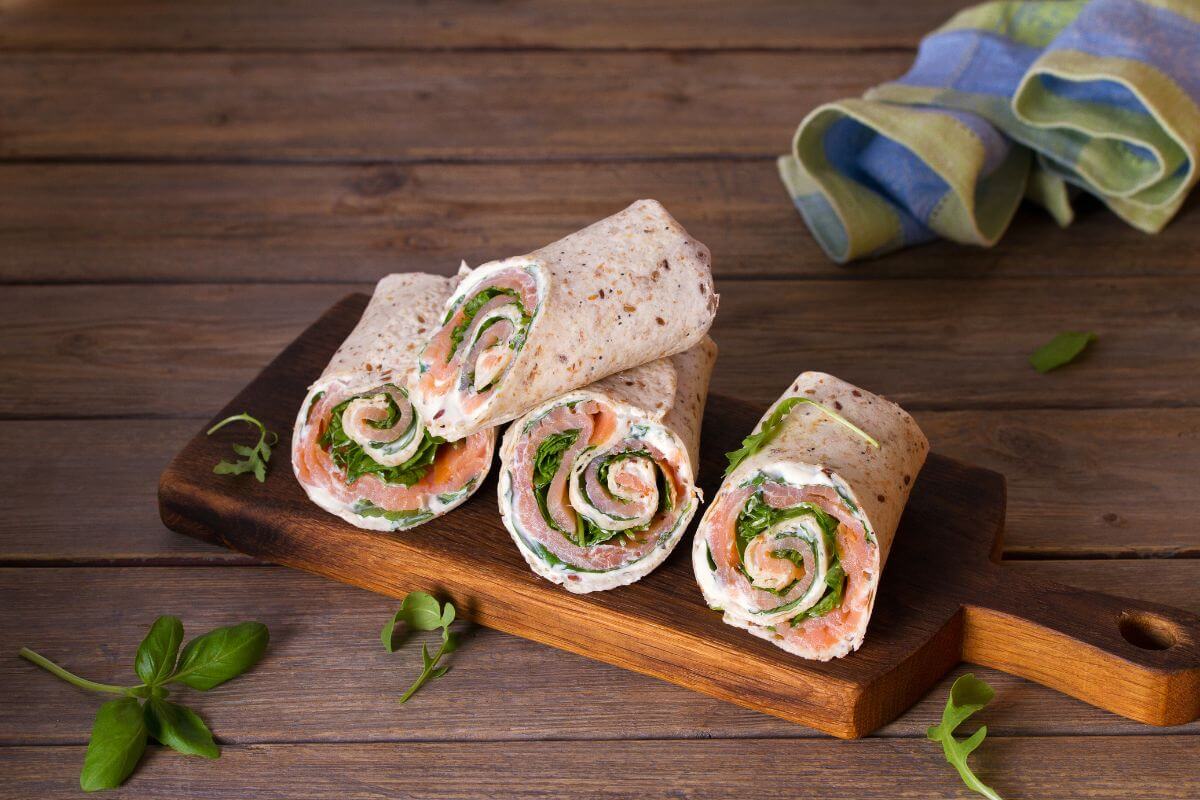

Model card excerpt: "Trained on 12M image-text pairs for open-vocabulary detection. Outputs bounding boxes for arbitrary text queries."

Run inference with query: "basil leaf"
[399,591,444,632]
[725,397,878,476]
[144,698,219,760]
[171,622,268,691]
[134,616,184,687]
[1030,331,1096,373]
[80,697,147,792]
[927,674,1003,800]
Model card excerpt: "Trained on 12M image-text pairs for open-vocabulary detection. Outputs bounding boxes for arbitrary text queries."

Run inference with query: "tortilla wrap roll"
[292,273,496,531]
[692,372,928,660]
[498,337,717,593]
[411,199,718,442]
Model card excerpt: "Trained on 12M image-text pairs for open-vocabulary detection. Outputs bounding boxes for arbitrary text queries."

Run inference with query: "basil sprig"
[725,397,879,477]
[321,389,445,487]
[208,412,277,483]
[20,617,268,792]
[381,592,459,703]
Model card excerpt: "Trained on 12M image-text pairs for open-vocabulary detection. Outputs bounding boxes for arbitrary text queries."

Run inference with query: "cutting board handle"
[961,567,1200,726]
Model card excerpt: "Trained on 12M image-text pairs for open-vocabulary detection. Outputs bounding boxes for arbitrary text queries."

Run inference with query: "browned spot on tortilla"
[656,317,665,325]
[852,390,862,397]
[623,304,636,313]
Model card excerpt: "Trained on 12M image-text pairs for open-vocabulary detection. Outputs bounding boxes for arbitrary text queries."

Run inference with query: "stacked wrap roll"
[292,273,495,531]
[411,199,718,442]
[498,338,717,593]
[692,372,928,660]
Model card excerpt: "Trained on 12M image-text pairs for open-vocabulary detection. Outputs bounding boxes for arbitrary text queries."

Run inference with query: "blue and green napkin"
[779,0,1200,263]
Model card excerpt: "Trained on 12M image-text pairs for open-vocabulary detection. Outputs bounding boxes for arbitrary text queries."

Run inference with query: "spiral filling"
[321,383,445,487]
[507,400,691,573]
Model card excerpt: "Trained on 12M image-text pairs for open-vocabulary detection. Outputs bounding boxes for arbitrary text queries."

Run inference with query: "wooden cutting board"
[160,293,1200,738]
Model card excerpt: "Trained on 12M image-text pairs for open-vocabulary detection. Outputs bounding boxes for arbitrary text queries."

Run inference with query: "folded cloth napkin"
[779,0,1200,263]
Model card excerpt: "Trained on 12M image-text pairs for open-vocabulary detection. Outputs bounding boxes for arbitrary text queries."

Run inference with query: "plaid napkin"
[779,0,1200,263]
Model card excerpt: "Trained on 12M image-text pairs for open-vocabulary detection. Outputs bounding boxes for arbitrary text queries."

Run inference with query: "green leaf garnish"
[725,397,879,477]
[927,674,1003,800]
[1029,331,1096,373]
[352,500,436,528]
[207,412,277,483]
[381,592,459,702]
[20,617,268,791]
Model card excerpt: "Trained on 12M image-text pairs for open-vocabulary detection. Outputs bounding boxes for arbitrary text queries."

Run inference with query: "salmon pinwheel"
[692,372,928,660]
[498,338,717,593]
[411,199,717,442]
[292,273,495,531]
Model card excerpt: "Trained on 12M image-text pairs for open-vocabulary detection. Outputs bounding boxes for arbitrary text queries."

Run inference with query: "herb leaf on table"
[207,412,278,482]
[381,591,459,702]
[19,616,268,791]
[1030,331,1097,373]
[927,673,1003,800]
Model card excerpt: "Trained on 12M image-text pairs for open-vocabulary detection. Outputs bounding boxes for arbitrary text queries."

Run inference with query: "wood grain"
[156,295,1200,735]
[3,279,1195,419]
[0,51,907,161]
[3,163,1196,283]
[3,408,1196,562]
[2,565,1198,747]
[0,0,966,51]
[2,738,1197,800]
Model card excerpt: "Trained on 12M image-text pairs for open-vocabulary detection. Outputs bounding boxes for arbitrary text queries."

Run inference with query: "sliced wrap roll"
[292,273,496,531]
[498,337,717,593]
[692,372,928,660]
[412,199,718,442]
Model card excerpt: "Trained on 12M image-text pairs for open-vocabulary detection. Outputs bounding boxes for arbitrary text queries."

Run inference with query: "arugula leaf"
[791,562,846,623]
[134,616,184,687]
[144,698,219,760]
[172,622,269,691]
[21,616,268,791]
[927,674,1004,800]
[321,389,445,487]
[1030,331,1096,373]
[353,500,435,528]
[80,697,148,792]
[207,412,277,483]
[381,592,460,702]
[725,397,879,477]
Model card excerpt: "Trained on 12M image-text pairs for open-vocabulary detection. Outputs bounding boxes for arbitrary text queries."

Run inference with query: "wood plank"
[2,280,1196,418]
[0,420,253,564]
[1,566,1197,748]
[0,0,965,51]
[2,737,1198,800]
[0,51,907,161]
[3,408,1194,562]
[3,163,1196,283]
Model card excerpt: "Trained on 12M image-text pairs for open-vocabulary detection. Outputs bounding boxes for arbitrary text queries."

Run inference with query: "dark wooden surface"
[1,0,1198,795]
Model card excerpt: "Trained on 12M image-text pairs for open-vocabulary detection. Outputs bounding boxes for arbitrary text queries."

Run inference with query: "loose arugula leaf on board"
[207,412,277,483]
[926,674,1004,800]
[80,697,148,792]
[134,616,184,687]
[1029,331,1096,373]
[172,622,269,691]
[144,698,220,759]
[725,397,879,476]
[382,592,460,702]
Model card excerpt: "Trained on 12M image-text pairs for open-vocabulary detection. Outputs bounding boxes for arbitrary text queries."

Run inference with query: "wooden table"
[1,2,1197,797]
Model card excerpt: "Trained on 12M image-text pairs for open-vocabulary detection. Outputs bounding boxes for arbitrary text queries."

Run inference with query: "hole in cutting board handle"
[1119,611,1179,650]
